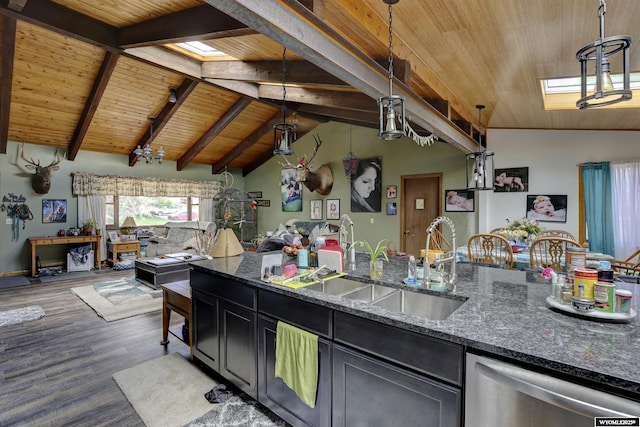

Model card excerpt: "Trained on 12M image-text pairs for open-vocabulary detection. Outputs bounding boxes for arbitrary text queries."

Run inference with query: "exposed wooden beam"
[67,52,120,161]
[177,97,252,171]
[241,128,318,176]
[295,105,377,128]
[211,111,284,173]
[117,5,255,48]
[0,15,16,154]
[128,78,198,166]
[7,0,27,12]
[204,78,259,99]
[0,0,118,50]
[208,0,477,153]
[259,85,374,111]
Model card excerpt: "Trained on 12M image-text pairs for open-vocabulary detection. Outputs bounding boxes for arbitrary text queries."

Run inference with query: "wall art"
[326,199,340,220]
[281,168,302,212]
[42,199,67,223]
[494,167,528,192]
[445,189,475,212]
[310,199,323,220]
[351,157,382,212]
[526,194,567,222]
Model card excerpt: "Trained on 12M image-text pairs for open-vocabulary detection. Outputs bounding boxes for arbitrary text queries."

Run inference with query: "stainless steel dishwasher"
[465,353,640,426]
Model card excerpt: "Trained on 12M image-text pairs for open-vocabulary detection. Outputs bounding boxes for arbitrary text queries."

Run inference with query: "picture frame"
[445,189,475,212]
[494,167,529,192]
[42,199,67,223]
[526,194,567,223]
[326,199,340,220]
[310,199,323,220]
[281,168,302,212]
[386,185,397,199]
[386,202,397,215]
[351,157,382,212]
[108,231,120,242]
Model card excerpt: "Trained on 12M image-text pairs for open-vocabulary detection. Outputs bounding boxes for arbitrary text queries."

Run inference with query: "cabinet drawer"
[258,289,332,338]
[191,270,256,310]
[334,311,463,386]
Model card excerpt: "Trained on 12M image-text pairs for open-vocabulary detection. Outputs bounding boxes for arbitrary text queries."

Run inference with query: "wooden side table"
[161,280,192,357]
[107,240,140,265]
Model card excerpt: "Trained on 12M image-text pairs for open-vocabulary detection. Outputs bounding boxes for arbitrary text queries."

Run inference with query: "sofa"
[144,221,216,257]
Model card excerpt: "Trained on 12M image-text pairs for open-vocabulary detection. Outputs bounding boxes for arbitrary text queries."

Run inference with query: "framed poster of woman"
[327,199,340,220]
[351,157,382,212]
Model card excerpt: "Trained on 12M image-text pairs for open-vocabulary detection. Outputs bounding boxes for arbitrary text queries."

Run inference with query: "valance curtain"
[72,172,221,198]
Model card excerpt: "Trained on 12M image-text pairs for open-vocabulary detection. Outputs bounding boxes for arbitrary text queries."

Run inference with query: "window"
[106,196,199,228]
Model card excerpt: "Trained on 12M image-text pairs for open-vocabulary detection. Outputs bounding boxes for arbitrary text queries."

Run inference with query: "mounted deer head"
[279,132,333,195]
[19,143,62,194]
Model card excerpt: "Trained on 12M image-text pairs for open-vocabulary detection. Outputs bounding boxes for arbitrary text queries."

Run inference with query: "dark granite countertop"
[190,251,640,397]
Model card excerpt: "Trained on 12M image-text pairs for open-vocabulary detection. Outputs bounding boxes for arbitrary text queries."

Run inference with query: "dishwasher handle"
[475,359,638,419]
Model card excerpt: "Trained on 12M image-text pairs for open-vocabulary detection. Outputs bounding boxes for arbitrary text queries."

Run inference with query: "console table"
[29,235,102,277]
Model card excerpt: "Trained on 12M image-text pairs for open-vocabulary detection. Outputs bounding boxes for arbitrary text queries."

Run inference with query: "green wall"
[244,122,473,250]
[0,142,238,275]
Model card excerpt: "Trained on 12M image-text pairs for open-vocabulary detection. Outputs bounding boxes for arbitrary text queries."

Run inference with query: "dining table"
[455,245,613,270]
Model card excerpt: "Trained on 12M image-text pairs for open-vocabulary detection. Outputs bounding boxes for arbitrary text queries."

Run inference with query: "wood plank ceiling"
[1,0,639,176]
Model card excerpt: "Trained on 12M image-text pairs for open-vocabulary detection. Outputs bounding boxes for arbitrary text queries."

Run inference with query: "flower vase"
[370,260,384,280]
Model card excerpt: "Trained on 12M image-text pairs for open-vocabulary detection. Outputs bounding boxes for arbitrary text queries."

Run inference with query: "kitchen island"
[189,252,640,426]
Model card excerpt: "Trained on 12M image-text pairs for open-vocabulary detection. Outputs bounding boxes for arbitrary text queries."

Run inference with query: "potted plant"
[82,219,95,236]
[351,239,389,280]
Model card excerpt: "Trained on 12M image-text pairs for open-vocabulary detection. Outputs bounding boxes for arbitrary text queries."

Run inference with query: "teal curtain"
[581,162,615,255]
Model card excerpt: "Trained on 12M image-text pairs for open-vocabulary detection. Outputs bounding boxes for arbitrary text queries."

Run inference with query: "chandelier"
[465,105,494,191]
[133,117,166,164]
[576,0,632,109]
[273,47,294,155]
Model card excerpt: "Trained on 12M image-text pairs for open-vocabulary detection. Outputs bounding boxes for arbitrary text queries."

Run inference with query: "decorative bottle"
[407,255,417,284]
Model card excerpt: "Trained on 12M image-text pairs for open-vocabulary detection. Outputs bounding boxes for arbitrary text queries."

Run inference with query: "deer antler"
[306,132,323,169]
[48,148,62,169]
[278,154,297,169]
[19,143,40,169]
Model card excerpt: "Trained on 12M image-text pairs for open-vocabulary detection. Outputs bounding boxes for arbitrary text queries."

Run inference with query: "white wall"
[481,129,640,239]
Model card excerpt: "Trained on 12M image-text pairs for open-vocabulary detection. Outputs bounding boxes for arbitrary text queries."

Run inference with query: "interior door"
[401,174,442,256]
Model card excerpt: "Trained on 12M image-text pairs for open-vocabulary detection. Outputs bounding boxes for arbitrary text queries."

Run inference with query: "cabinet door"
[219,299,257,399]
[191,289,219,372]
[333,345,461,427]
[258,315,332,427]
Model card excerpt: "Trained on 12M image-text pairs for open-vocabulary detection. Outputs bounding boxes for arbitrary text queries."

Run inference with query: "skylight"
[541,72,640,110]
[175,41,228,58]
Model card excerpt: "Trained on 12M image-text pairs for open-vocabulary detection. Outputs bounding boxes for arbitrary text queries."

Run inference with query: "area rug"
[113,353,286,427]
[39,270,96,283]
[71,277,162,321]
[0,305,45,327]
[0,275,31,290]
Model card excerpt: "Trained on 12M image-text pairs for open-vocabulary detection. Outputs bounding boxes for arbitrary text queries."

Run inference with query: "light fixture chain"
[387,3,394,89]
[281,47,287,120]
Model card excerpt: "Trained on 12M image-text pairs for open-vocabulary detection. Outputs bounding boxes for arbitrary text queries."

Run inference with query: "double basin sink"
[305,277,466,320]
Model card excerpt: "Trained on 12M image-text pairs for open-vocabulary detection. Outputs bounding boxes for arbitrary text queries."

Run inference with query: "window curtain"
[581,162,615,256]
[610,161,640,260]
[77,195,107,260]
[71,172,220,198]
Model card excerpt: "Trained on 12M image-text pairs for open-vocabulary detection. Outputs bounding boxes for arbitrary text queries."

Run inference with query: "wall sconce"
[273,47,294,155]
[576,0,632,109]
[465,105,494,191]
[378,0,405,140]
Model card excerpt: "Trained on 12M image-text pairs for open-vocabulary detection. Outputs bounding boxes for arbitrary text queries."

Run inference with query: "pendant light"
[273,47,294,155]
[465,105,494,191]
[342,125,359,180]
[576,0,631,109]
[133,116,166,164]
[378,0,405,140]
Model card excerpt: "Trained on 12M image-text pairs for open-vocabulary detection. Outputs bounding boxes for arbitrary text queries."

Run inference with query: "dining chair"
[538,229,577,241]
[467,233,514,269]
[610,249,640,276]
[528,236,581,272]
[429,227,452,253]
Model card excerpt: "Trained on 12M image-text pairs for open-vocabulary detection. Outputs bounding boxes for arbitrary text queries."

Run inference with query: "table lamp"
[121,216,137,235]
[210,228,244,258]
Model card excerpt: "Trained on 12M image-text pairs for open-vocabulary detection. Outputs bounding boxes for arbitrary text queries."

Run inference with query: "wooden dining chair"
[528,236,581,272]
[429,227,452,253]
[538,229,577,241]
[467,233,514,269]
[610,249,640,276]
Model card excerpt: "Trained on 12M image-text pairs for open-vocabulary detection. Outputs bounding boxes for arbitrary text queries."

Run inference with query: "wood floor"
[0,269,190,427]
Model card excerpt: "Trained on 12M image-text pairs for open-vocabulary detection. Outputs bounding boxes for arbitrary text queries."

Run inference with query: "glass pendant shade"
[378,94,405,140]
[465,151,495,191]
[273,122,294,155]
[576,0,632,109]
[133,116,165,164]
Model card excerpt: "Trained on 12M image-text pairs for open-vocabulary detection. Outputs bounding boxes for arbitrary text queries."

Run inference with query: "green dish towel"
[275,321,318,408]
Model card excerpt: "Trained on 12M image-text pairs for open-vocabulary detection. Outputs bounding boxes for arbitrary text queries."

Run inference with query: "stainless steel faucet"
[424,216,457,292]
[339,214,356,271]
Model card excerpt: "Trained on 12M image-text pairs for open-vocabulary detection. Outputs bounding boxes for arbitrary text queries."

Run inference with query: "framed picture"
[108,231,120,242]
[526,194,567,222]
[42,199,67,223]
[310,199,323,220]
[351,157,382,212]
[494,167,528,192]
[281,168,302,212]
[386,202,397,215]
[445,189,475,212]
[386,185,397,199]
[326,199,340,220]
